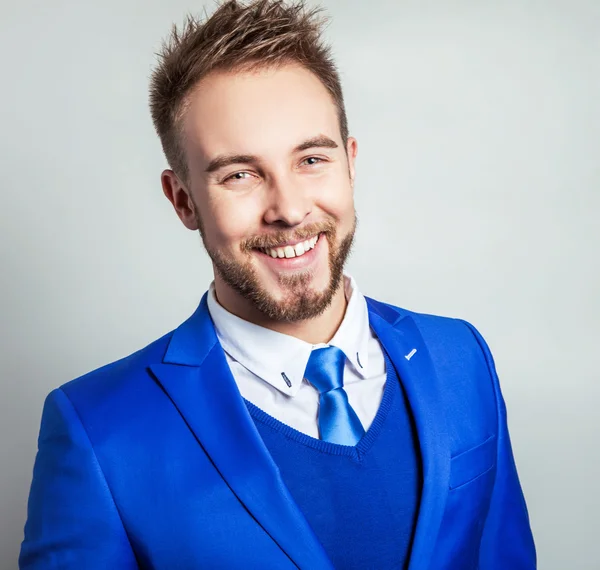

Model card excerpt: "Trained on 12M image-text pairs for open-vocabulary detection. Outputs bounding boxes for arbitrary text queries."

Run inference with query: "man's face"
[177,63,357,322]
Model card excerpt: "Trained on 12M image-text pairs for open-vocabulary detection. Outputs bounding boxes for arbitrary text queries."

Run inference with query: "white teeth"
[263,234,320,259]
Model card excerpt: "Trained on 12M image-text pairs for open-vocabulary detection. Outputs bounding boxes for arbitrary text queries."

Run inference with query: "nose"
[262,174,312,227]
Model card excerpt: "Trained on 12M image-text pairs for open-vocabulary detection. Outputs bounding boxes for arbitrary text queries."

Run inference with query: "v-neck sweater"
[246,351,422,570]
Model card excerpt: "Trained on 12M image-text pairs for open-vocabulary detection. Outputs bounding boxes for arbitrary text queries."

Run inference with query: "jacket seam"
[455,319,503,441]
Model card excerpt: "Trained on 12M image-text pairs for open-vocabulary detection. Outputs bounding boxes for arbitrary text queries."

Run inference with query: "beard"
[196,212,356,323]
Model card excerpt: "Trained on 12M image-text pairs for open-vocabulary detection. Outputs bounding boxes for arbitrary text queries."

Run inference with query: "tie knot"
[304,346,346,394]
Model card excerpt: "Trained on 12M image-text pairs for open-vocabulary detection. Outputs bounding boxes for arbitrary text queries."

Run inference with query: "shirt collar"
[206,274,371,397]
[327,275,370,377]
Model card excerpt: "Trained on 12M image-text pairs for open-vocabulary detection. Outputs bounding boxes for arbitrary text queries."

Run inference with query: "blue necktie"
[304,346,366,446]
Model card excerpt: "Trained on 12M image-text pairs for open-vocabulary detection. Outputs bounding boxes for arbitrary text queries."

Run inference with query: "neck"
[213,278,348,345]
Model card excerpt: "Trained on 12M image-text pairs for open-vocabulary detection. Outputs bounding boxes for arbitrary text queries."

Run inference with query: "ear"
[346,137,358,188]
[161,170,199,231]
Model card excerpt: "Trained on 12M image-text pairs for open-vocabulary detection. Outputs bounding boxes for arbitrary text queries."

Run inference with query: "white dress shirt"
[206,275,387,439]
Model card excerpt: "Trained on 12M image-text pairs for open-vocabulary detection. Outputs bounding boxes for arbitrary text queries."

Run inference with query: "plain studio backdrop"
[1,0,598,568]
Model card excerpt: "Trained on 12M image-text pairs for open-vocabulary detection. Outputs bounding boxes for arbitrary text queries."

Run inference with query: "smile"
[258,234,320,259]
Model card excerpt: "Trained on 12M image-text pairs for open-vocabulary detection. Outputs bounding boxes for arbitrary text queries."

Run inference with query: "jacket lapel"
[367,298,451,570]
[150,295,333,570]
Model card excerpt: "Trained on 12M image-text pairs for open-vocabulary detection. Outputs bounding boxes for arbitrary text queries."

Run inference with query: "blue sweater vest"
[246,351,422,570]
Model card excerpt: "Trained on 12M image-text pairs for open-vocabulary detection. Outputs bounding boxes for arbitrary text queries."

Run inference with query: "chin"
[269,264,330,295]
[250,267,337,322]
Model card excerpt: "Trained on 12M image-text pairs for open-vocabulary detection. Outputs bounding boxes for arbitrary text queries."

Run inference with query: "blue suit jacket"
[20,295,536,569]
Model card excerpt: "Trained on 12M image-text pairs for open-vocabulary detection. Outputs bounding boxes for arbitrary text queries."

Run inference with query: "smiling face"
[164,63,357,323]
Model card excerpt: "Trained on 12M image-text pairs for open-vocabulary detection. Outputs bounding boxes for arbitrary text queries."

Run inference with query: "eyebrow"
[204,135,339,173]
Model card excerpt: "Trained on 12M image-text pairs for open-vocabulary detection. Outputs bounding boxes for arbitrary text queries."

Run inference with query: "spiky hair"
[149,0,348,184]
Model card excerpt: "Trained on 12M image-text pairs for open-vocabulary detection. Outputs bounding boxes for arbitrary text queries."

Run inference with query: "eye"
[300,156,326,167]
[222,171,255,184]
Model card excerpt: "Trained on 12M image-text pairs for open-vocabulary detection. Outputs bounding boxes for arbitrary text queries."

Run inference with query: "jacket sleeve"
[462,321,537,569]
[19,388,138,569]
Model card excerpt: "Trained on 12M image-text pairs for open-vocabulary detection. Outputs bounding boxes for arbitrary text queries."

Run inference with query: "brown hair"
[148,0,348,185]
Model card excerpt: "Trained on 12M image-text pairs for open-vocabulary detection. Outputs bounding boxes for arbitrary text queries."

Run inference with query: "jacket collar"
[152,293,450,570]
[152,294,334,570]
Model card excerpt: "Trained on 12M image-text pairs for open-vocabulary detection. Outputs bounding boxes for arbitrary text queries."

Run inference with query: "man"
[20,1,535,568]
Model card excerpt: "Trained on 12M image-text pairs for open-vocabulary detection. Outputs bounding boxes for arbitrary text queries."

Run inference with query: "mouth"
[255,233,322,260]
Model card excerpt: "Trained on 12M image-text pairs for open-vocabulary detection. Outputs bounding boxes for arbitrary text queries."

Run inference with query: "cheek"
[202,194,262,248]
[314,172,354,221]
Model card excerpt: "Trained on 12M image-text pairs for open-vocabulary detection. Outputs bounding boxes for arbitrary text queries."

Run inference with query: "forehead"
[182,64,341,159]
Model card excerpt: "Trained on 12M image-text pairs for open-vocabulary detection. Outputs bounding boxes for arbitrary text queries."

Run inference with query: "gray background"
[1,0,598,568]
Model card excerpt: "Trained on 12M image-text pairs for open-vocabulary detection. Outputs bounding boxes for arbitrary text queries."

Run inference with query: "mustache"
[242,220,336,252]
